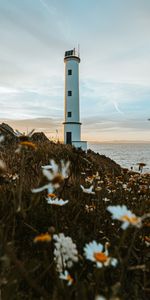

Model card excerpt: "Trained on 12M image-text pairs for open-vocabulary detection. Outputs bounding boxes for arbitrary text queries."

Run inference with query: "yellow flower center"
[121,215,139,224]
[52,174,64,184]
[93,252,108,263]
[33,233,52,243]
[47,193,56,199]
[67,274,74,284]
[20,141,37,150]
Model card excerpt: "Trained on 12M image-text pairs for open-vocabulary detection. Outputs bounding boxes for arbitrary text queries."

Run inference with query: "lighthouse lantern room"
[63,49,87,151]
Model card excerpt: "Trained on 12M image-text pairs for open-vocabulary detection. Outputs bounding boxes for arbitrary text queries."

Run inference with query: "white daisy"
[43,159,70,181]
[41,165,53,170]
[59,270,74,286]
[53,233,78,272]
[84,241,118,268]
[31,160,70,194]
[80,185,95,194]
[107,205,142,230]
[46,196,69,206]
[14,129,35,138]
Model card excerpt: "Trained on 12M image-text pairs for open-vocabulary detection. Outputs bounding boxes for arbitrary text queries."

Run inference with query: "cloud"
[39,0,51,12]
[0,117,63,139]
[112,101,124,114]
[0,0,150,141]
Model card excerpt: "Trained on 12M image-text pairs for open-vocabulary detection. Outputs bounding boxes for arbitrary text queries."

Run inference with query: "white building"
[63,49,87,151]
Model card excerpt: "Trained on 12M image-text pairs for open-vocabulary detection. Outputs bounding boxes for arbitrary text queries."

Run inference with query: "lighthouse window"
[67,112,72,117]
[68,90,72,96]
[68,69,72,75]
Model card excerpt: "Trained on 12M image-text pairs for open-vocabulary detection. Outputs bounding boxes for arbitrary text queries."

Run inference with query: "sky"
[0,0,150,142]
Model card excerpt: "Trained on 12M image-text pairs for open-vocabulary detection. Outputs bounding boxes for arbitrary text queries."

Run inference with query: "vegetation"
[0,137,150,300]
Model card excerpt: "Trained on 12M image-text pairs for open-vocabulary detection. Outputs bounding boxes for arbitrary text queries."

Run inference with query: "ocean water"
[88,143,150,173]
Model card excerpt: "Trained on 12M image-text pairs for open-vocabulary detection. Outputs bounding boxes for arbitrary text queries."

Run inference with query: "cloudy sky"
[0,0,150,141]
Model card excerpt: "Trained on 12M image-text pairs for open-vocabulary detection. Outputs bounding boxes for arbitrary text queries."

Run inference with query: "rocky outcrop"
[31,132,49,143]
[0,123,49,144]
[0,123,18,144]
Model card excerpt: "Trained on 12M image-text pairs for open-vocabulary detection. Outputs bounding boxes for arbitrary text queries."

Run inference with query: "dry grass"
[0,140,150,300]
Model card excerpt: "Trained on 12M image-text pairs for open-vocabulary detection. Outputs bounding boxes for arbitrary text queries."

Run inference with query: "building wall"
[63,53,87,151]
[72,141,87,151]
[64,58,80,124]
[64,123,81,144]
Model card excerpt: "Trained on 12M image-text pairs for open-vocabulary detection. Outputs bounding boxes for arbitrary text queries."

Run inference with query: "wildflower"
[85,176,94,184]
[14,129,35,139]
[84,241,118,268]
[0,160,6,170]
[95,296,106,300]
[144,236,150,247]
[12,173,19,181]
[33,232,52,243]
[19,141,37,150]
[103,197,110,202]
[107,205,142,230]
[32,160,70,194]
[0,135,4,143]
[80,185,95,194]
[53,233,78,272]
[16,141,37,153]
[46,196,69,206]
[42,159,70,183]
[59,270,74,286]
[15,140,37,153]
[85,204,96,212]
[47,192,57,198]
[122,184,127,189]
[41,165,53,170]
[95,186,102,191]
[32,183,54,194]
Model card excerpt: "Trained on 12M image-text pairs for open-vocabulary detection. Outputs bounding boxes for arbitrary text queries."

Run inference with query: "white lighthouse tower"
[63,49,87,151]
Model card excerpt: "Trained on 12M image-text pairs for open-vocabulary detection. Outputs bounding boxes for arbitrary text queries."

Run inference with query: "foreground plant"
[53,233,78,272]
[20,141,37,150]
[33,232,52,243]
[107,205,142,230]
[0,134,4,143]
[84,241,118,268]
[95,296,106,300]
[46,196,69,206]
[80,184,95,194]
[42,159,70,184]
[59,270,74,286]
[32,159,70,193]
[0,159,6,170]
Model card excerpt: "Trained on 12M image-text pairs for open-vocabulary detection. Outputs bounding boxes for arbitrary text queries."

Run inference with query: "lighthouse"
[63,49,87,151]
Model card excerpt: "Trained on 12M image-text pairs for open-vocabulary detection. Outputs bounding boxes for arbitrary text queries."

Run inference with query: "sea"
[88,143,150,173]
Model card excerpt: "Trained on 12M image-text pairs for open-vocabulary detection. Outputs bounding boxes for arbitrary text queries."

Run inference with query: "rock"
[0,123,49,145]
[0,123,18,144]
[31,132,50,143]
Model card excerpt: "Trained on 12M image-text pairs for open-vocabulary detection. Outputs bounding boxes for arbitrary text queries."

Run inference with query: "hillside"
[0,124,149,300]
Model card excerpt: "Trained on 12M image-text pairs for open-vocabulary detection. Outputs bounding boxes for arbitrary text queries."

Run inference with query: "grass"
[0,139,150,300]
